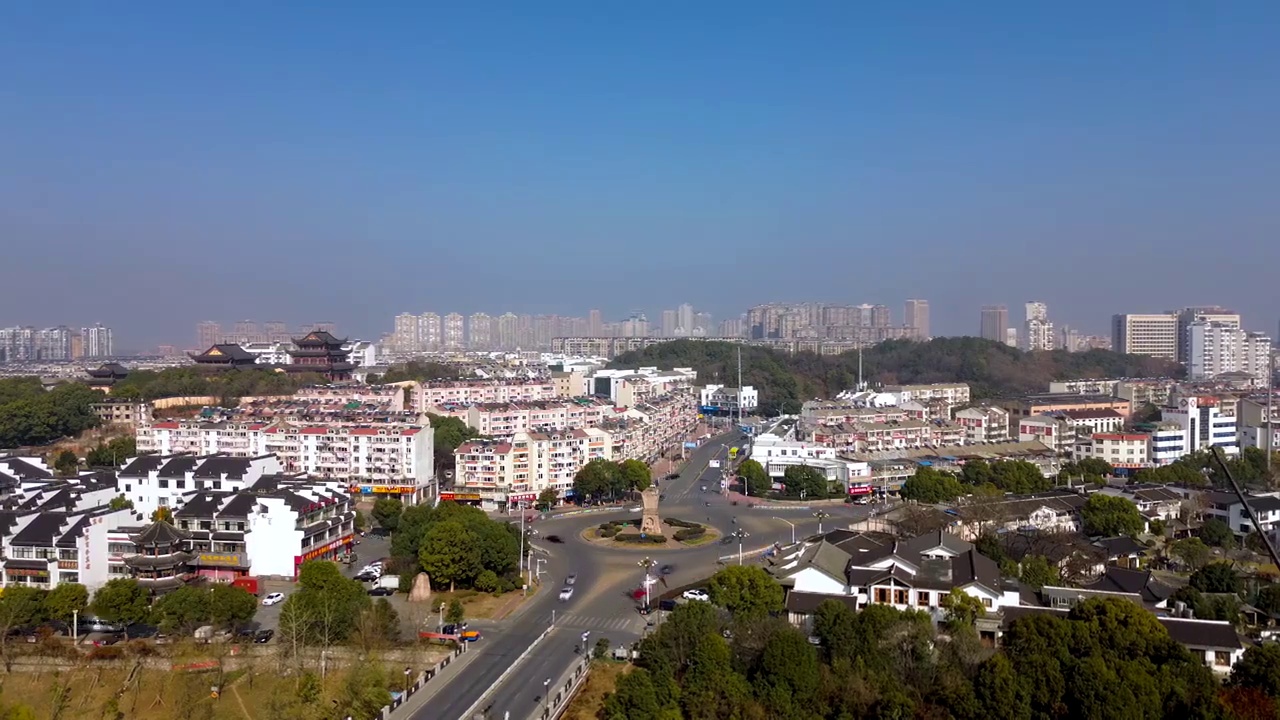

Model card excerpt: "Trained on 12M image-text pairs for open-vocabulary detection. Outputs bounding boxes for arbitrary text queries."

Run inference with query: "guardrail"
[455,624,556,720]
[378,641,471,719]
[533,655,593,720]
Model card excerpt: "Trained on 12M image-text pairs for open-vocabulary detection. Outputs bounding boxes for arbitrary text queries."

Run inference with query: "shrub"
[88,646,124,661]
[663,518,703,529]
[614,533,667,544]
[674,527,707,542]
[474,569,499,593]
[600,526,620,538]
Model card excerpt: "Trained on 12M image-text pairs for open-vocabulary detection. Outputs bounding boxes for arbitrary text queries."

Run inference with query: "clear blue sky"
[3,2,1278,350]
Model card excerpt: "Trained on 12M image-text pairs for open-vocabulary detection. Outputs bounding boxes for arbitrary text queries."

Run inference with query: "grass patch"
[563,662,632,720]
[428,587,536,620]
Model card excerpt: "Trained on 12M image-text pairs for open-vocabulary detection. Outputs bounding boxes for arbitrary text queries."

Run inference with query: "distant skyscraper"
[34,326,72,360]
[904,299,929,339]
[497,313,519,350]
[1111,313,1178,360]
[468,313,493,349]
[443,313,465,349]
[588,309,603,337]
[979,306,1008,342]
[693,312,713,336]
[677,303,694,336]
[1023,301,1053,351]
[661,310,678,338]
[1176,306,1240,364]
[309,322,337,335]
[197,321,221,349]
[1188,321,1271,384]
[393,313,420,353]
[81,324,114,358]
[232,320,260,343]
[1005,327,1018,348]
[263,321,289,342]
[420,313,441,350]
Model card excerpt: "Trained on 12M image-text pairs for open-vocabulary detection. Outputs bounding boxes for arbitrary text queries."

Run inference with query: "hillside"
[608,338,1183,414]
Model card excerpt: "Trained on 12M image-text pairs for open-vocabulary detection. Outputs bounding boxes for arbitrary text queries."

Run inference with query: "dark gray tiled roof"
[1158,618,1241,650]
[120,455,165,476]
[11,513,67,547]
[785,591,860,614]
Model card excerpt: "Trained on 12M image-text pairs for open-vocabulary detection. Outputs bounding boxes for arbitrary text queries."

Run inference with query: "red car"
[630,587,647,600]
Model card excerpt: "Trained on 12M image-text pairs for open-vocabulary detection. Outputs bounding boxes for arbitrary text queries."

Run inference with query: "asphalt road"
[421,432,874,720]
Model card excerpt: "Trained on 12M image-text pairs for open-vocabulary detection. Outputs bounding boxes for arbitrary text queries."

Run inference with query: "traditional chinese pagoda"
[188,344,258,369]
[123,520,194,594]
[84,362,130,390]
[286,331,355,381]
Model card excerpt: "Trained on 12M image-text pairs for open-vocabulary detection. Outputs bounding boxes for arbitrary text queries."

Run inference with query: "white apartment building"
[117,454,283,516]
[136,421,435,503]
[1059,409,1125,436]
[1111,314,1179,360]
[1023,302,1054,352]
[411,379,559,409]
[1178,307,1241,364]
[880,383,971,407]
[1048,379,1122,396]
[1073,434,1150,470]
[591,367,698,405]
[1188,322,1271,385]
[955,406,1011,443]
[453,429,612,509]
[1017,415,1076,454]
[433,398,616,437]
[1162,396,1238,456]
[699,385,759,415]
[1147,422,1188,466]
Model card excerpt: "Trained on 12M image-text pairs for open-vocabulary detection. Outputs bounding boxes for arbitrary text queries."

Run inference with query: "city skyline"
[3,6,1280,348]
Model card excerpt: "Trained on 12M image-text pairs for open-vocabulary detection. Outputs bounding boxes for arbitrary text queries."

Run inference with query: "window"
[1215,651,1231,667]
[917,591,931,607]
[893,589,909,605]
[159,479,169,489]
[874,588,890,604]
[981,597,993,609]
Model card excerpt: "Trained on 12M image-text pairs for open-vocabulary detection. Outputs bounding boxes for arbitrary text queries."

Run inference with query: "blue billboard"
[699,405,720,414]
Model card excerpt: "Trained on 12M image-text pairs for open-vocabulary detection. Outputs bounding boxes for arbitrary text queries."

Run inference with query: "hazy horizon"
[3,3,1279,350]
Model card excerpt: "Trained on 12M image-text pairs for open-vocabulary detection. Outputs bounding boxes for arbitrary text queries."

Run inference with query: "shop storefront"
[190,551,250,582]
[293,534,354,571]
[438,492,482,506]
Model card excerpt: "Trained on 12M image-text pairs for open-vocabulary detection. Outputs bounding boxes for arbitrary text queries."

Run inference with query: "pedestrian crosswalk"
[555,612,646,633]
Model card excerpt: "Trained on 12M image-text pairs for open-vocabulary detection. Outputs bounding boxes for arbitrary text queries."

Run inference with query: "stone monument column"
[639,486,662,536]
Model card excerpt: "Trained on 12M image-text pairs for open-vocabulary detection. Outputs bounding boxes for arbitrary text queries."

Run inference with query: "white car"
[628,507,642,513]
[682,589,710,602]
[558,587,574,601]
[262,592,285,606]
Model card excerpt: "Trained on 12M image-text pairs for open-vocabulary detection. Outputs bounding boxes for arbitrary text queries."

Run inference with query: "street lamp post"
[437,602,446,632]
[543,677,551,714]
[775,517,796,544]
[638,557,656,608]
[813,510,830,535]
[534,557,547,586]
[404,666,412,694]
[733,529,749,565]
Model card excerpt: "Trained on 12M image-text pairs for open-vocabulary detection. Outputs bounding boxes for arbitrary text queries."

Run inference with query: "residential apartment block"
[954,406,1011,443]
[1111,314,1179,360]
[453,429,612,509]
[135,421,435,502]
[410,379,559,410]
[431,398,617,437]
[1187,321,1271,386]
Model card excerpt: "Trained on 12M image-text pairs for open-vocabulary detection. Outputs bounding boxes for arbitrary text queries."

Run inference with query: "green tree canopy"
[1231,643,1280,698]
[1199,518,1236,548]
[535,487,558,512]
[619,459,652,492]
[901,466,966,504]
[371,497,404,532]
[426,413,479,474]
[419,520,482,591]
[706,565,784,620]
[782,465,829,498]
[1018,555,1060,590]
[279,560,370,645]
[42,582,88,628]
[90,578,150,631]
[572,458,623,499]
[736,459,771,497]
[1170,537,1212,570]
[0,379,101,448]
[85,436,138,468]
[602,667,663,720]
[1079,493,1144,537]
[1190,562,1242,594]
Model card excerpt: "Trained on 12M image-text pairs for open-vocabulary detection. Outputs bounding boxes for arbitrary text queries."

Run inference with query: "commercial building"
[1161,396,1238,456]
[904,299,930,339]
[135,421,435,502]
[1111,314,1178,360]
[590,367,698,405]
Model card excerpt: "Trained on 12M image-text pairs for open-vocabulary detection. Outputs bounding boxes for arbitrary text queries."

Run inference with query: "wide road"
[422,431,875,720]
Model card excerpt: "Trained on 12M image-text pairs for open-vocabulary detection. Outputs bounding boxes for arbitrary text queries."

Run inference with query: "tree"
[85,436,137,468]
[1018,555,1060,590]
[52,450,78,476]
[572,458,621,500]
[353,508,367,532]
[619,459,652,492]
[1190,562,1242,594]
[973,653,1032,720]
[783,464,828,499]
[1255,584,1280,618]
[332,662,393,720]
[1170,537,1212,570]
[1200,518,1236,548]
[352,598,400,652]
[108,494,133,511]
[736,459,770,497]
[706,565,784,620]
[282,560,371,645]
[90,578,149,634]
[1079,494,1143,537]
[941,588,985,629]
[418,520,482,592]
[42,583,88,628]
[151,586,210,634]
[445,599,465,626]
[602,668,662,720]
[535,488,558,512]
[900,467,966,504]
[988,460,1050,494]
[0,586,47,671]
[754,627,821,718]
[207,584,256,629]
[1231,643,1280,698]
[371,497,404,532]
[151,507,173,523]
[425,414,479,474]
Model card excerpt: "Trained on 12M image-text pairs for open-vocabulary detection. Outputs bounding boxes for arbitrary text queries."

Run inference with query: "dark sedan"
[254,629,274,644]
[368,587,394,596]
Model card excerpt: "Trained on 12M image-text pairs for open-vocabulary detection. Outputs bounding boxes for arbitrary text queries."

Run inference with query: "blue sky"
[2,2,1279,350]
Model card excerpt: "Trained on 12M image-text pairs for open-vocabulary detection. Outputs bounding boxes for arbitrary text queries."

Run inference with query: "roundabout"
[575,516,724,550]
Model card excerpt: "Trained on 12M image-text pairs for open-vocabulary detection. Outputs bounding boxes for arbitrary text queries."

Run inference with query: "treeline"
[1134,446,1277,489]
[109,366,325,403]
[0,378,101,448]
[603,566,1274,719]
[609,338,1182,414]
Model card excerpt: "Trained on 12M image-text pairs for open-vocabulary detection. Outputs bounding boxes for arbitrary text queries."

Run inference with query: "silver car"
[558,587,574,601]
